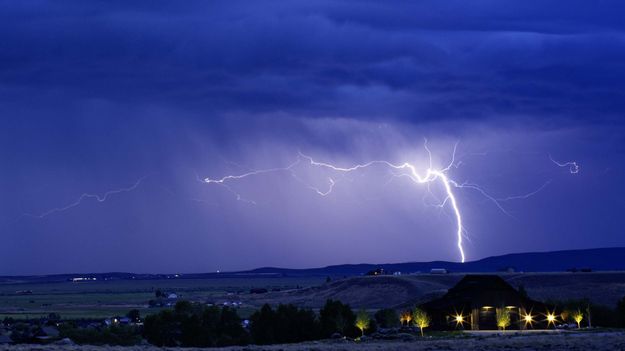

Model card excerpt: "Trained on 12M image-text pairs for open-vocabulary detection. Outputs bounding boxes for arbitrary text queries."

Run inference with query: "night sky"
[2,1,625,275]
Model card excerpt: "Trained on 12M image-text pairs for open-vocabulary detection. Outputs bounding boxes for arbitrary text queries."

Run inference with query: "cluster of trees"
[142,299,378,347]
[250,304,320,344]
[396,308,431,335]
[250,304,319,344]
[374,308,400,328]
[143,301,249,347]
[59,324,142,346]
[5,313,64,344]
[14,295,625,347]
[553,296,625,328]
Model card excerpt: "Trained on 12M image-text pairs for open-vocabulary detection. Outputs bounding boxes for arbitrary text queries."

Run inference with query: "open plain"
[2,272,625,320]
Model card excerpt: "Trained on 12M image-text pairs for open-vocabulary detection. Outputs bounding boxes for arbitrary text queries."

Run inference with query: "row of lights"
[452,310,558,327]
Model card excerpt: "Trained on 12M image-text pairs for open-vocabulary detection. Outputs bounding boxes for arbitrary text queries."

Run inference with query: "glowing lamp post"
[523,313,534,328]
[454,314,465,329]
[546,312,557,328]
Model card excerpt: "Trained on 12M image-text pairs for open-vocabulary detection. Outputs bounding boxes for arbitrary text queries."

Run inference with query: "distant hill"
[2,247,624,283]
[244,247,625,276]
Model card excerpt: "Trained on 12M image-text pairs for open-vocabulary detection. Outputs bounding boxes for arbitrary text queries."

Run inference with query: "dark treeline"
[548,297,625,328]
[59,324,142,346]
[250,299,377,345]
[143,299,368,347]
[6,295,625,347]
[143,301,249,347]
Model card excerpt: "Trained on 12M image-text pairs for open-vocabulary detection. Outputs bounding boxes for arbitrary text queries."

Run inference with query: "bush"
[9,323,38,344]
[250,304,320,345]
[549,298,619,328]
[355,310,370,337]
[319,299,359,338]
[143,301,249,347]
[59,324,142,346]
[590,304,618,327]
[412,308,431,336]
[374,308,400,328]
[617,296,625,327]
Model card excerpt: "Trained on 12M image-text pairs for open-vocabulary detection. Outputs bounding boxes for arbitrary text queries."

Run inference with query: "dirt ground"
[2,331,624,351]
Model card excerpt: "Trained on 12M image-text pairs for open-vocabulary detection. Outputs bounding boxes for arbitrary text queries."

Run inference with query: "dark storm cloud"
[2,0,625,124]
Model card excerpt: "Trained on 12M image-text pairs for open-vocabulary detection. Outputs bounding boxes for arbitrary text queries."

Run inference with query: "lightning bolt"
[204,140,471,262]
[18,176,148,220]
[204,142,579,263]
[549,155,580,174]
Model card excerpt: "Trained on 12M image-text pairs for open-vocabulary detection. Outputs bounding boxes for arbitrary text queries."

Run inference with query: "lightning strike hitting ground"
[17,144,576,264]
[204,142,578,263]
[205,142,466,263]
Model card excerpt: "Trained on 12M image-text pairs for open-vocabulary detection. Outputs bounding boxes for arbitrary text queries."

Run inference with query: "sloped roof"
[421,275,546,310]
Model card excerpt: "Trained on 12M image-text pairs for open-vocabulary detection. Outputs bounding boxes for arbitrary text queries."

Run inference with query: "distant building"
[167,293,179,299]
[366,268,385,276]
[430,268,448,274]
[71,277,97,282]
[420,275,553,330]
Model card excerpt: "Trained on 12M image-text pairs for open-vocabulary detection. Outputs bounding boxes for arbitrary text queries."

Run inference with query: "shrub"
[399,310,412,326]
[374,308,400,329]
[59,324,142,346]
[319,299,359,338]
[355,310,370,337]
[496,308,511,330]
[9,323,38,344]
[143,301,249,347]
[549,298,619,328]
[412,308,431,336]
[249,304,320,345]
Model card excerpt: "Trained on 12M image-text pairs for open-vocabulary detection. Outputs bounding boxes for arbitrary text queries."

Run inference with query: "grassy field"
[0,276,325,320]
[2,271,625,320]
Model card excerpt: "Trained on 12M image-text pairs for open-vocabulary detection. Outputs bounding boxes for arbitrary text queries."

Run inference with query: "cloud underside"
[1,1,625,126]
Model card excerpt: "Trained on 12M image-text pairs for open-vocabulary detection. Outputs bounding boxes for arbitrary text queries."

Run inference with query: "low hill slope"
[244,272,625,309]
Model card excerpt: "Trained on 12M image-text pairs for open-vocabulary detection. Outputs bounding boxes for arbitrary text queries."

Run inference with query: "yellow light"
[455,314,464,323]
[546,312,557,327]
[524,314,533,323]
[573,311,583,328]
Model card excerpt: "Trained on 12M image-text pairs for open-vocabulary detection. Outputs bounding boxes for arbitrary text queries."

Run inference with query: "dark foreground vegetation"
[143,299,367,347]
[2,295,625,347]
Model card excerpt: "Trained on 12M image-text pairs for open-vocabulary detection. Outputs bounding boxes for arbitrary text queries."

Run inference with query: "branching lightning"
[205,141,505,263]
[550,155,580,174]
[204,141,578,263]
[17,142,577,264]
[18,176,148,220]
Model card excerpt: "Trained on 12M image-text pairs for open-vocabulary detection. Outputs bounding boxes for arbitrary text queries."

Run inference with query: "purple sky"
[1,1,625,275]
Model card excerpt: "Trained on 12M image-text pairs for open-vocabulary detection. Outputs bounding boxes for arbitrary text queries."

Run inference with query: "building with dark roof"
[420,275,555,330]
